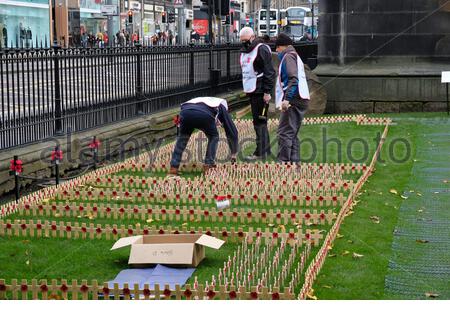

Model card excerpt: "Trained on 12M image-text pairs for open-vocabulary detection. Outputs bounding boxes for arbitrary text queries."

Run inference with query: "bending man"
[169,97,238,175]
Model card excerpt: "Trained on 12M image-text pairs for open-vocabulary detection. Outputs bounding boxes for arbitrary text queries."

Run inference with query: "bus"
[282,6,317,41]
[256,9,279,38]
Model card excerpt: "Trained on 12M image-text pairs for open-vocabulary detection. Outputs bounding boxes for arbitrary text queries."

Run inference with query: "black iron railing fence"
[0,44,243,150]
[0,42,317,151]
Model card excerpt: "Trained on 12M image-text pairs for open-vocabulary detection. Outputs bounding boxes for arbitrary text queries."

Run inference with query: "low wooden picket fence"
[0,280,295,300]
[0,220,324,246]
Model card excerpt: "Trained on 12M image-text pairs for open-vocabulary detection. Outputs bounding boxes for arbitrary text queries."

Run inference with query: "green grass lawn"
[312,113,448,299]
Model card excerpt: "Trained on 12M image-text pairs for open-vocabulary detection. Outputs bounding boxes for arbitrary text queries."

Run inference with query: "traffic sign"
[174,0,184,8]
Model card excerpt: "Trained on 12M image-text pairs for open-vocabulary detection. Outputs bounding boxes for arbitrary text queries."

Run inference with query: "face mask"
[241,40,251,49]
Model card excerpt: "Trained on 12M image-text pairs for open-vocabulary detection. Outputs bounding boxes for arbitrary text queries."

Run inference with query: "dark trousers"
[170,109,219,168]
[277,101,308,163]
[249,93,271,157]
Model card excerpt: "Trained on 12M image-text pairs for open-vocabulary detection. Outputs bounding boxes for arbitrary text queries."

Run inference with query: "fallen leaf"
[352,252,364,259]
[416,239,429,244]
[328,254,337,258]
[443,180,448,184]
[322,285,332,289]
[418,209,424,213]
[390,189,398,195]
[417,193,422,197]
[268,223,275,227]
[347,240,354,244]
[41,199,50,204]
[22,240,30,244]
[278,225,286,232]
[370,216,380,224]
[341,250,350,256]
[181,222,188,226]
[401,195,409,200]
[425,292,439,298]
[336,234,344,239]
[146,219,154,223]
[54,213,62,218]
[25,260,30,265]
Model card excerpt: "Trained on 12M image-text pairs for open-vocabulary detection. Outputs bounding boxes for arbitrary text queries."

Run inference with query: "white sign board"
[442,71,450,84]
[185,9,193,20]
[130,1,141,11]
[155,5,164,13]
[101,5,118,16]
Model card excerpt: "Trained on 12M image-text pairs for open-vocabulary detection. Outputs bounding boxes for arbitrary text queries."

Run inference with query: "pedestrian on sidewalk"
[239,27,276,161]
[168,97,238,176]
[275,33,310,164]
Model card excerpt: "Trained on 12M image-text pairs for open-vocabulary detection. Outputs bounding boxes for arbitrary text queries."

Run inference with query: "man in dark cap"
[275,33,310,164]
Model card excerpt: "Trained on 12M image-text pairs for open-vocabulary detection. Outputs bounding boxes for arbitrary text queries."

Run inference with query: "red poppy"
[163,288,171,297]
[36,223,42,230]
[204,210,209,216]
[102,287,110,295]
[276,213,281,219]
[247,212,252,218]
[6,223,12,229]
[143,229,149,235]
[159,229,165,234]
[183,289,192,298]
[189,210,194,215]
[127,229,133,235]
[20,224,27,230]
[272,292,280,300]
[81,227,87,233]
[122,288,130,296]
[60,284,68,293]
[174,230,180,234]
[305,213,311,219]
[20,284,28,292]
[51,225,57,231]
[218,212,224,217]
[93,207,98,212]
[51,205,57,211]
[250,291,258,300]
[320,213,326,220]
[305,195,311,201]
[96,227,102,234]
[66,226,72,232]
[206,231,212,236]
[143,288,151,297]
[38,205,43,211]
[261,212,267,219]
[290,213,296,219]
[207,290,216,299]
[272,232,278,238]
[266,195,271,200]
[80,284,89,293]
[112,228,118,235]
[175,209,180,215]
[238,231,244,238]
[305,233,311,239]
[229,291,237,299]
[147,209,153,214]
[40,284,48,292]
[222,231,228,237]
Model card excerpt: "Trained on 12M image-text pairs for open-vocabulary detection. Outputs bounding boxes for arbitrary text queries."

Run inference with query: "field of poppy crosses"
[0,115,391,300]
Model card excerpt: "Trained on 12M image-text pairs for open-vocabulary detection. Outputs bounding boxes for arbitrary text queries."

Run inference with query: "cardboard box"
[111,234,225,267]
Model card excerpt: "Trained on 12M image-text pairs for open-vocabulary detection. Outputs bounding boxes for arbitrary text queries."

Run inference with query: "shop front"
[0,0,51,48]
